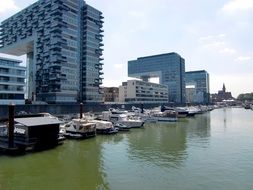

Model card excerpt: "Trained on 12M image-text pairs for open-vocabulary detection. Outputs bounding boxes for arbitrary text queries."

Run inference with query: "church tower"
[222,83,226,92]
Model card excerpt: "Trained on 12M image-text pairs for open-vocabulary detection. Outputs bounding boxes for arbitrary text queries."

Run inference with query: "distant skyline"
[1,0,253,97]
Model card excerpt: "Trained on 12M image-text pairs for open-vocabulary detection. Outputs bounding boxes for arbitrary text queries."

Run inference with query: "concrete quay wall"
[0,103,163,119]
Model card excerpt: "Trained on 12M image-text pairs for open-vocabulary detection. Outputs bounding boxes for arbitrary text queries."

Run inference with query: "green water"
[1,108,253,190]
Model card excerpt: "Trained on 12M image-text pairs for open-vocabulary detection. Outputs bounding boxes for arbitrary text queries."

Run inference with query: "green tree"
[237,93,253,101]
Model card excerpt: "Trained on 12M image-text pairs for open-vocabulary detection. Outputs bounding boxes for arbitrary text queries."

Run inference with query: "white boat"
[101,109,145,128]
[91,120,118,134]
[109,108,128,115]
[151,110,178,122]
[0,125,7,137]
[110,114,144,128]
[64,119,96,139]
[113,122,131,131]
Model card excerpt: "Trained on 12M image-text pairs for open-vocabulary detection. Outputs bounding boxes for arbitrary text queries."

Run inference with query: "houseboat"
[64,119,96,139]
[0,117,63,153]
[92,120,118,135]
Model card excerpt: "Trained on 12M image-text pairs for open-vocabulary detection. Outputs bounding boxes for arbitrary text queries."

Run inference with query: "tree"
[237,93,253,101]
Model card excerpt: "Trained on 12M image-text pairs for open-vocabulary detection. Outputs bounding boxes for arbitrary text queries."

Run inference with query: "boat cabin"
[0,117,62,151]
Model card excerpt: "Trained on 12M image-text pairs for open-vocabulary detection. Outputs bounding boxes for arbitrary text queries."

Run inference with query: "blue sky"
[0,0,253,97]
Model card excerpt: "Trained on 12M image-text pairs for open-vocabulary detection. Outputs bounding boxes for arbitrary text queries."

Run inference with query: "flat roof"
[14,117,62,127]
[185,70,208,74]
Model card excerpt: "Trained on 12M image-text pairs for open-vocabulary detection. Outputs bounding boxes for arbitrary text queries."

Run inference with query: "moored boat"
[110,114,144,128]
[92,120,118,135]
[175,107,189,118]
[113,122,131,131]
[151,110,178,122]
[64,119,96,139]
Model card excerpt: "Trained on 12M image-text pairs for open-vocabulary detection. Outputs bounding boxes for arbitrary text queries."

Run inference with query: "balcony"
[95,49,102,56]
[95,65,103,70]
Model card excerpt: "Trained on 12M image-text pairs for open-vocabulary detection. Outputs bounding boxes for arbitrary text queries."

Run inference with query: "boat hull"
[65,131,96,139]
[96,128,118,135]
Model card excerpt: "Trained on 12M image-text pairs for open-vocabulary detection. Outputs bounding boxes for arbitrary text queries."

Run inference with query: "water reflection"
[185,113,211,147]
[126,123,188,169]
[0,138,109,190]
[1,109,252,190]
[125,113,211,169]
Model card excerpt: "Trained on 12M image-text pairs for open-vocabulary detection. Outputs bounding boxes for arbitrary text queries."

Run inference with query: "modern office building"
[0,0,104,103]
[119,80,168,103]
[102,87,119,102]
[128,53,185,103]
[185,70,210,104]
[0,57,26,104]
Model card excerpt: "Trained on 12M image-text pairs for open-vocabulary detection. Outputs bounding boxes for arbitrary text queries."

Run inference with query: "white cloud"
[0,0,19,14]
[199,34,226,41]
[219,48,236,54]
[222,0,253,12]
[114,64,124,69]
[203,41,225,48]
[199,34,238,55]
[235,56,252,61]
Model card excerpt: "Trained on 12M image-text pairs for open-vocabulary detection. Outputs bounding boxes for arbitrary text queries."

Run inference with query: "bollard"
[80,103,83,119]
[8,104,15,148]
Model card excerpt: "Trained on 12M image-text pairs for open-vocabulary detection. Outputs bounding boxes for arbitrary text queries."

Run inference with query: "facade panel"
[185,70,210,104]
[0,0,104,103]
[119,80,168,103]
[128,53,185,103]
[0,57,26,104]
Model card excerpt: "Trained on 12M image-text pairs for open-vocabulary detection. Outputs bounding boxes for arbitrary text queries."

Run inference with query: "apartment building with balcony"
[0,0,104,103]
[0,57,26,104]
[119,80,168,103]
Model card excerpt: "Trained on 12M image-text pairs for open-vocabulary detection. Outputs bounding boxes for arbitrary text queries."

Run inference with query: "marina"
[0,107,253,189]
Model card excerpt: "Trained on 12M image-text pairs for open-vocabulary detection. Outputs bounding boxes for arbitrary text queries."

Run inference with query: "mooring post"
[80,103,83,119]
[8,104,15,148]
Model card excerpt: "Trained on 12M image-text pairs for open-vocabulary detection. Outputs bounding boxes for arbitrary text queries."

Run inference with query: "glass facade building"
[128,53,186,103]
[0,0,104,103]
[185,70,210,104]
[0,57,26,104]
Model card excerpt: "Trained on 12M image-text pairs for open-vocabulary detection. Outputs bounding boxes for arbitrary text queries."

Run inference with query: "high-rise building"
[119,80,168,103]
[128,53,185,103]
[185,70,210,104]
[0,57,26,104]
[0,0,104,103]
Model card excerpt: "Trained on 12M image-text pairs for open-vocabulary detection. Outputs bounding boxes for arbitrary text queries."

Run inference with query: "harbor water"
[0,108,253,190]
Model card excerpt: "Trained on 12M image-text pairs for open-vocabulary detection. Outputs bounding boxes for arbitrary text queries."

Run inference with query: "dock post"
[8,104,15,148]
[80,103,83,119]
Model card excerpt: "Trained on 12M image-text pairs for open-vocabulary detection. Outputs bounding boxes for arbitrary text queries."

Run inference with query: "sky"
[0,0,253,97]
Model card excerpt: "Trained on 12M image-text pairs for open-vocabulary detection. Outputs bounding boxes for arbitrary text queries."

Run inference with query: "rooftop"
[14,117,62,127]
